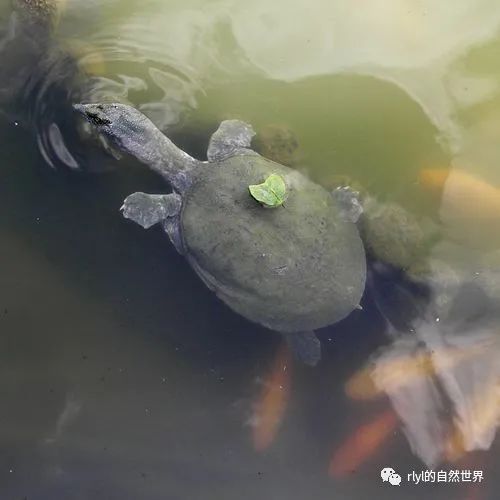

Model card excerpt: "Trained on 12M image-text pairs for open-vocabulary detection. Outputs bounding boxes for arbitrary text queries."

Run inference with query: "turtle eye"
[86,111,111,127]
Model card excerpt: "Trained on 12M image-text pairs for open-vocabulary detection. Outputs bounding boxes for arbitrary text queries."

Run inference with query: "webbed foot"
[207,120,256,162]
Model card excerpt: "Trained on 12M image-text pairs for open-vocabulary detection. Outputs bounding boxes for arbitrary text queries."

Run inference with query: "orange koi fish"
[445,383,500,463]
[328,408,398,478]
[464,454,489,500]
[419,167,500,198]
[251,343,292,452]
[418,168,451,194]
[419,168,500,222]
[345,343,489,401]
[345,353,433,401]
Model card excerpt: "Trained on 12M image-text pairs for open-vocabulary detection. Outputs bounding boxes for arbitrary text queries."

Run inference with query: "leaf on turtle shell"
[249,174,287,207]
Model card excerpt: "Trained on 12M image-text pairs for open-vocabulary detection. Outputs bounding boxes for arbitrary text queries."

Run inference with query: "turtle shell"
[181,154,366,333]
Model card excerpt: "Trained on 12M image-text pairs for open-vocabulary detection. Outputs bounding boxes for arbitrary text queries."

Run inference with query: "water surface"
[2,1,500,498]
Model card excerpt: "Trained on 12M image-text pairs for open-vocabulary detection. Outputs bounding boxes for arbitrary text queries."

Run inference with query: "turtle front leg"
[207,120,257,161]
[121,192,182,229]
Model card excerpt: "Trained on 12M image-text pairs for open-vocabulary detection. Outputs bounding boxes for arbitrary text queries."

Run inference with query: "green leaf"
[249,174,287,207]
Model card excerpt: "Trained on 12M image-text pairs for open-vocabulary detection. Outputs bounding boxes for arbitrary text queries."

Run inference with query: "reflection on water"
[2,0,500,498]
[0,0,114,171]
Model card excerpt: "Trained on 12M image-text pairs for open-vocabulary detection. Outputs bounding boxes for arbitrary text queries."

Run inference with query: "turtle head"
[74,103,197,192]
[73,103,153,159]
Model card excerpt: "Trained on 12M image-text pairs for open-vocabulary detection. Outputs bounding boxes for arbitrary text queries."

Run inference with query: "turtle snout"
[73,104,113,127]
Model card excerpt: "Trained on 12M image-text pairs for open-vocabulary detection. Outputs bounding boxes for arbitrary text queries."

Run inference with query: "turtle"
[74,103,368,365]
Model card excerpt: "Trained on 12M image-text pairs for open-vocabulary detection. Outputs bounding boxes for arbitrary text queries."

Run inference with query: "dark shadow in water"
[0,5,115,172]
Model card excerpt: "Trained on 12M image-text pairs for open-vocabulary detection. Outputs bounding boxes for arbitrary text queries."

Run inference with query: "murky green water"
[2,0,500,499]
